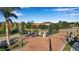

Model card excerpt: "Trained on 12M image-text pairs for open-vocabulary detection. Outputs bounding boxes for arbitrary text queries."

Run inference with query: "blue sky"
[0,7,79,23]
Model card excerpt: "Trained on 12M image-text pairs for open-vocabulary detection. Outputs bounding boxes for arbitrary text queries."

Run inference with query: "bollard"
[49,38,52,51]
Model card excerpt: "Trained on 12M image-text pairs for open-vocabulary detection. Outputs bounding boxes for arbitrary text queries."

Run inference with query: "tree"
[11,22,19,34]
[26,21,33,28]
[0,22,3,34]
[20,22,26,34]
[48,23,59,34]
[2,22,6,34]
[58,21,69,29]
[0,7,20,49]
[38,24,48,29]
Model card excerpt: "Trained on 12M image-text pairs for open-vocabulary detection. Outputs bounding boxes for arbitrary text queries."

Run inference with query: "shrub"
[10,29,18,34]
[33,29,39,32]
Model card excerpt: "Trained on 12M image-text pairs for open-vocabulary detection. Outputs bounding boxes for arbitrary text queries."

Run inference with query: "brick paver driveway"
[15,30,67,51]
[49,31,67,51]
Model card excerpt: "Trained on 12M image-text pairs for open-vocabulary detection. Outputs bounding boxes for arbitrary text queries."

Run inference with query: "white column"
[39,29,41,36]
[39,32,41,36]
[43,32,46,38]
[28,31,30,35]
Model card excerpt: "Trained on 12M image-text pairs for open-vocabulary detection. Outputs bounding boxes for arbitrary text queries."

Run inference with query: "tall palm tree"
[0,7,20,49]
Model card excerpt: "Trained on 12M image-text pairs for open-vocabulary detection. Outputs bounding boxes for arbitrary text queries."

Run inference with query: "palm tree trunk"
[6,18,10,49]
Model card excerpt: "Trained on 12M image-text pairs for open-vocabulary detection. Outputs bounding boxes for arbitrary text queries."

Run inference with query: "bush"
[38,25,48,29]
[0,48,6,51]
[48,23,59,34]
[10,29,18,34]
[63,43,71,51]
[33,29,39,32]
[0,31,2,34]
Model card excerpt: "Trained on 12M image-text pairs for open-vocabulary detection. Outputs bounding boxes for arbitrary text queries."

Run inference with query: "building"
[41,22,52,25]
[32,22,52,26]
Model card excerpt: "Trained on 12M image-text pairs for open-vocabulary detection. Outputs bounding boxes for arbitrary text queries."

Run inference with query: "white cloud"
[15,12,23,16]
[65,13,79,16]
[11,11,23,16]
[52,8,79,16]
[53,8,77,12]
[44,8,78,12]
[20,7,30,9]
[26,7,31,9]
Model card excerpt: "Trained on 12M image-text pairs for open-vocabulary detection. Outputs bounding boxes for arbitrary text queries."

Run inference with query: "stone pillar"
[28,31,30,35]
[39,29,41,36]
[39,32,41,36]
[43,32,46,38]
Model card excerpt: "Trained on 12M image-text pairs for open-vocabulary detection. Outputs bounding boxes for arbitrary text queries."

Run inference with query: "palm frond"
[9,13,18,19]
[0,7,20,18]
[8,18,12,24]
[8,18,14,27]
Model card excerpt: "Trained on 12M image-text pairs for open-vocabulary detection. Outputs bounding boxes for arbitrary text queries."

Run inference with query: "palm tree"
[0,7,20,49]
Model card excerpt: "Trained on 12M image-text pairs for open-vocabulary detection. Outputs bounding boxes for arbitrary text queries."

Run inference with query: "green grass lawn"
[0,32,19,37]
[63,43,71,51]
[0,48,7,51]
[77,32,79,39]
[25,28,48,32]
[0,34,5,37]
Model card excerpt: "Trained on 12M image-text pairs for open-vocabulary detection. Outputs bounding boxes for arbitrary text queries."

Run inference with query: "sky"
[0,7,79,23]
